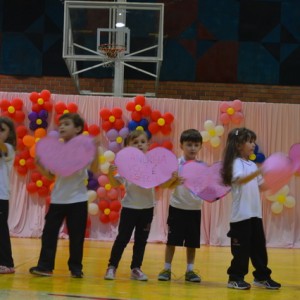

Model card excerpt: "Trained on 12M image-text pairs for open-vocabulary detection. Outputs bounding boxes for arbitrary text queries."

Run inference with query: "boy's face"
[128,134,149,153]
[58,118,81,141]
[180,140,202,161]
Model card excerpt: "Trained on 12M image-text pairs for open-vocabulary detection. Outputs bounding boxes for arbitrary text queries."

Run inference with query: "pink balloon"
[98,175,109,186]
[289,143,300,174]
[232,99,242,110]
[107,188,118,200]
[119,127,129,138]
[97,187,107,198]
[220,102,230,112]
[231,112,244,124]
[220,113,230,125]
[181,161,231,202]
[262,153,294,194]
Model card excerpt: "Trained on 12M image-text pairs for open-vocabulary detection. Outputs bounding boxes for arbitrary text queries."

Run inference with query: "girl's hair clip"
[235,130,239,136]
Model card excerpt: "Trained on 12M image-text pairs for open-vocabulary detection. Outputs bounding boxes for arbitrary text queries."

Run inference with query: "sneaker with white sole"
[104,267,116,280]
[253,278,281,289]
[131,268,148,281]
[0,265,15,274]
[227,280,251,290]
[158,269,171,281]
[185,270,201,282]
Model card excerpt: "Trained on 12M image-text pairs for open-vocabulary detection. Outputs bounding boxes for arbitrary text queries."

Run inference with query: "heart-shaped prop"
[262,152,294,194]
[289,143,300,175]
[181,161,231,202]
[36,135,96,177]
[114,147,178,188]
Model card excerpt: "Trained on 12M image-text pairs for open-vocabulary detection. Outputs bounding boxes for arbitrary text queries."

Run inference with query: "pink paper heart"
[36,135,96,177]
[115,147,178,188]
[289,143,300,174]
[262,152,294,194]
[181,161,231,202]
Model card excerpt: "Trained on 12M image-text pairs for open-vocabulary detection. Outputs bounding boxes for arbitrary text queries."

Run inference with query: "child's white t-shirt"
[170,157,203,211]
[51,169,88,204]
[230,158,263,223]
[0,143,15,200]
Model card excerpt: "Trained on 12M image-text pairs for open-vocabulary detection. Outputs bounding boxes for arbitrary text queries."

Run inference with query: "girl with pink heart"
[0,117,17,274]
[221,127,281,290]
[29,113,98,279]
[104,130,178,281]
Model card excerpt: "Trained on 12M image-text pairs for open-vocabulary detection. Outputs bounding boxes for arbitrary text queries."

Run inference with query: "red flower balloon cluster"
[148,110,174,135]
[126,95,151,122]
[99,107,125,131]
[0,98,25,123]
[26,172,53,197]
[14,149,35,176]
[220,99,244,125]
[99,199,121,223]
[54,101,78,124]
[29,90,53,113]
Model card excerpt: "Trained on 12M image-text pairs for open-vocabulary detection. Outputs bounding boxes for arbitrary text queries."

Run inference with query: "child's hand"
[109,164,118,174]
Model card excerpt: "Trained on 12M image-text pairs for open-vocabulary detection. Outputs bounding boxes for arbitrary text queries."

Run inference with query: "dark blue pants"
[0,200,14,267]
[108,207,153,269]
[37,201,87,272]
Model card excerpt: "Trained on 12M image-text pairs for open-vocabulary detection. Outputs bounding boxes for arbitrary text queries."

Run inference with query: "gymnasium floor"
[0,238,299,300]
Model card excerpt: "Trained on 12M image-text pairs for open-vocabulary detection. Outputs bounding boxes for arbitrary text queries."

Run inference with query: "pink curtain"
[2,92,300,248]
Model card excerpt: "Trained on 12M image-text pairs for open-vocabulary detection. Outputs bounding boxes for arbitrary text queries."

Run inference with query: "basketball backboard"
[63,1,164,96]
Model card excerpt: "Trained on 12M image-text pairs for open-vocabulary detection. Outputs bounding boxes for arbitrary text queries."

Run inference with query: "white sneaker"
[131,268,148,281]
[104,267,116,280]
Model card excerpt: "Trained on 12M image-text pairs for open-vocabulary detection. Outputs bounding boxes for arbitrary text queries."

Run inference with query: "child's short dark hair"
[124,130,148,146]
[180,129,202,144]
[59,113,84,134]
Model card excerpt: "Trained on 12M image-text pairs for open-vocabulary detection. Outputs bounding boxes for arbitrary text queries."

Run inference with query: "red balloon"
[40,90,51,101]
[162,141,173,150]
[19,149,30,159]
[161,124,172,135]
[114,119,125,131]
[100,108,111,120]
[0,99,10,110]
[16,125,28,138]
[26,158,35,170]
[43,101,53,112]
[14,111,25,123]
[67,102,78,113]
[126,102,135,111]
[100,214,110,223]
[109,211,119,222]
[164,112,174,123]
[148,122,159,134]
[142,105,151,116]
[135,95,145,106]
[110,200,121,212]
[148,142,159,150]
[131,111,142,122]
[88,124,100,136]
[151,110,161,121]
[16,166,27,176]
[31,172,41,182]
[102,121,113,132]
[11,98,23,110]
[55,102,66,114]
[99,200,109,211]
[38,186,49,197]
[112,107,122,118]
[27,182,38,193]
[30,92,39,103]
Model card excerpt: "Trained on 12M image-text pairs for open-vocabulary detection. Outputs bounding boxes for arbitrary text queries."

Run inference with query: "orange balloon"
[34,128,47,138]
[29,144,36,158]
[23,135,35,148]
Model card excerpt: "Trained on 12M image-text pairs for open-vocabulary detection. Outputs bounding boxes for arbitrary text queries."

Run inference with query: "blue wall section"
[1,0,300,85]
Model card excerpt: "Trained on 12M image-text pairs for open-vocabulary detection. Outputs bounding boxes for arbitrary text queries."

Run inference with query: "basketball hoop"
[98,44,125,68]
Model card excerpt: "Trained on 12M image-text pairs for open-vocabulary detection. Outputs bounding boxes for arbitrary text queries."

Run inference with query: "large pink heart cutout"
[181,161,231,202]
[115,147,178,188]
[36,135,96,177]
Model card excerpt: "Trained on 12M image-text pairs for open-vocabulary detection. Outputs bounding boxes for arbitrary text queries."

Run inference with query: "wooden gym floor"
[0,238,299,299]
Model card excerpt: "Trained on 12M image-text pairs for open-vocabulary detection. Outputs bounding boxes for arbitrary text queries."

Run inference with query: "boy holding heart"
[158,128,203,282]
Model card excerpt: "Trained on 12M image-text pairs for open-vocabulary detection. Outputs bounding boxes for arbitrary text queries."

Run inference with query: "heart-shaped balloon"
[289,143,300,175]
[114,147,178,188]
[36,135,96,177]
[181,161,231,202]
[262,152,294,194]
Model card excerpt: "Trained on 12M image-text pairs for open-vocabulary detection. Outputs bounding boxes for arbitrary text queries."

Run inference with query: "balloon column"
[29,90,53,112]
[148,110,174,135]
[99,107,125,131]
[106,127,129,153]
[26,172,53,197]
[126,95,152,122]
[220,99,244,125]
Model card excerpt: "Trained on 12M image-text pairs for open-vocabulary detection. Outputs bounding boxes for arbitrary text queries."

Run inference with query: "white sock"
[164,263,171,270]
[187,264,194,272]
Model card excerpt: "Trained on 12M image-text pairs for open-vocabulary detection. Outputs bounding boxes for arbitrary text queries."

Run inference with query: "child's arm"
[108,165,122,187]
[89,140,99,174]
[159,171,183,189]
[233,168,261,185]
[35,157,55,180]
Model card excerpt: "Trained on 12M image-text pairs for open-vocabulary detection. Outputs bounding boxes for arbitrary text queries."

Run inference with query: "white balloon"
[215,125,224,136]
[210,136,220,148]
[201,131,210,143]
[204,120,215,131]
[88,203,99,215]
[100,162,110,174]
[271,202,283,214]
[104,150,115,162]
[87,190,97,203]
[284,196,296,208]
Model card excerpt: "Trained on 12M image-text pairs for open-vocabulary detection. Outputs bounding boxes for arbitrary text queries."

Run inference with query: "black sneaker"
[253,278,281,289]
[227,280,251,290]
[29,266,53,277]
[71,271,84,278]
